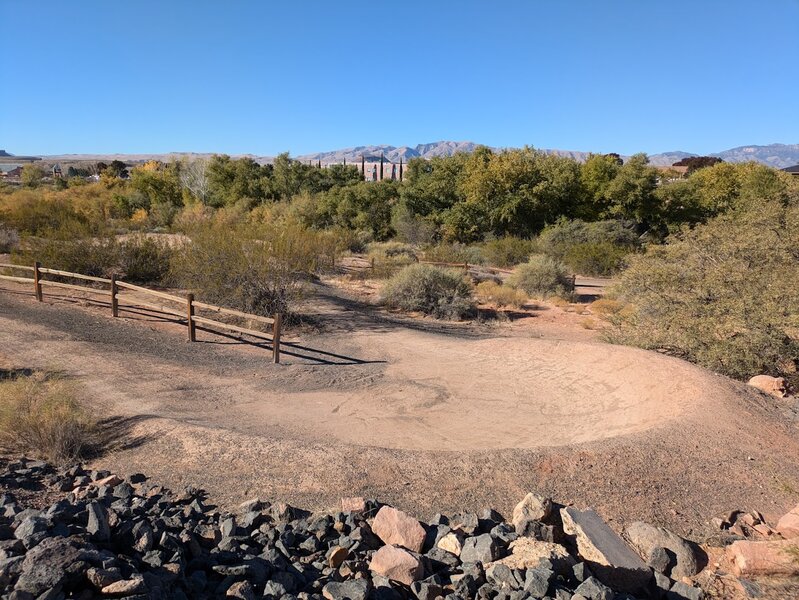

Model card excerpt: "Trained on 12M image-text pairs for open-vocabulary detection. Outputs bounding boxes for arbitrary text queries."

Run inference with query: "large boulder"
[747,375,790,398]
[368,545,424,585]
[776,504,799,539]
[14,537,93,596]
[726,539,799,577]
[371,506,426,553]
[560,507,651,594]
[624,521,703,578]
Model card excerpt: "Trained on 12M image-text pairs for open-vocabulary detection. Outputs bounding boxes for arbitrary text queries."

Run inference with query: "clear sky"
[2,0,798,157]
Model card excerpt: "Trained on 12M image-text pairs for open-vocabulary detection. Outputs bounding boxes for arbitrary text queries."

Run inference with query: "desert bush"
[422,242,484,265]
[117,236,174,283]
[0,227,19,253]
[0,372,96,464]
[475,280,528,309]
[169,222,325,316]
[20,231,119,278]
[606,199,799,379]
[479,236,536,268]
[391,203,437,245]
[368,241,418,261]
[382,263,475,319]
[507,255,574,299]
[561,241,631,276]
[537,219,639,275]
[589,298,626,317]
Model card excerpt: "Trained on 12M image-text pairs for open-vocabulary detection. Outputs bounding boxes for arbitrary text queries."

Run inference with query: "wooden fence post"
[110,274,118,317]
[272,313,282,364]
[33,262,42,301]
[187,293,195,342]
[370,257,375,269]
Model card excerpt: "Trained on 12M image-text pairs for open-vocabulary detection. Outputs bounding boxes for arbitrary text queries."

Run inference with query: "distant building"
[3,166,24,179]
[781,165,799,176]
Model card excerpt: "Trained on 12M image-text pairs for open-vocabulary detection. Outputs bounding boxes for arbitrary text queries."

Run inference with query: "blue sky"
[2,1,798,156]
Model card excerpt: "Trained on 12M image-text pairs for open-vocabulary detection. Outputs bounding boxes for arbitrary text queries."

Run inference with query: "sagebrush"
[507,255,574,299]
[606,199,799,379]
[382,263,475,319]
[0,372,96,464]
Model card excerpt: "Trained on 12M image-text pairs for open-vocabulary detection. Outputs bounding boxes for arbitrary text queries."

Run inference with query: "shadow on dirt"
[92,415,159,458]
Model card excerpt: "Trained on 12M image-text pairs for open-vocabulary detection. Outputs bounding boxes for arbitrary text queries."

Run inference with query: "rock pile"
[1,458,715,599]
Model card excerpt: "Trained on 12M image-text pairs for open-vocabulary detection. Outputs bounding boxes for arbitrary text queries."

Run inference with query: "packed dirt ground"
[1,272,798,548]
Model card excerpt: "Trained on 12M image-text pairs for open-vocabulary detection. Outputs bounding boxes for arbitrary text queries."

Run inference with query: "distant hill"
[13,141,799,168]
[711,144,799,169]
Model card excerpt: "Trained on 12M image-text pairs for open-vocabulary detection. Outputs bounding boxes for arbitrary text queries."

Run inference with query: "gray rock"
[13,516,48,541]
[486,563,519,590]
[0,555,24,586]
[667,581,704,600]
[14,537,90,596]
[322,578,371,600]
[625,521,703,578]
[410,580,445,600]
[561,507,651,594]
[523,566,553,598]
[460,534,499,564]
[648,545,672,574]
[574,576,614,600]
[86,502,110,542]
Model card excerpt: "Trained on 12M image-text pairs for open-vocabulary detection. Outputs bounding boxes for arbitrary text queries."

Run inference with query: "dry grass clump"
[475,281,529,309]
[0,371,96,464]
[589,298,626,317]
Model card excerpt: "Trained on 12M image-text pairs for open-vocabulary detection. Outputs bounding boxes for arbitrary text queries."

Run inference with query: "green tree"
[580,154,621,219]
[20,165,45,188]
[604,153,659,226]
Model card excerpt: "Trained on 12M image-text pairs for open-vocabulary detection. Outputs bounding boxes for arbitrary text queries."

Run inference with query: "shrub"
[0,372,96,464]
[606,200,799,380]
[589,298,626,317]
[561,241,631,276]
[537,219,639,275]
[20,232,119,278]
[480,236,536,268]
[169,222,325,317]
[422,242,484,265]
[382,263,475,319]
[507,255,574,299]
[118,235,174,284]
[0,227,19,253]
[475,281,528,309]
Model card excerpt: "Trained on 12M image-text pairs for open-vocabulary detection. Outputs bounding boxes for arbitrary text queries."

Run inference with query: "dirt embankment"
[1,281,798,540]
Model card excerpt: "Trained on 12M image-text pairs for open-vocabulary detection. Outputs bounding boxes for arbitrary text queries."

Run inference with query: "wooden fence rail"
[0,261,283,363]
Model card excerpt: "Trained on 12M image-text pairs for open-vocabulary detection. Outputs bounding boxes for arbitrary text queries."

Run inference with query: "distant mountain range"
[5,142,799,169]
[295,142,799,169]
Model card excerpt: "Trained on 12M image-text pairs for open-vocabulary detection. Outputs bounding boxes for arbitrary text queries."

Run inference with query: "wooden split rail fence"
[0,262,284,363]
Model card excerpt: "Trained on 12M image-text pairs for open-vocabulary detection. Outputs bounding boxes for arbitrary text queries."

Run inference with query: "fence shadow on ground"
[193,325,383,366]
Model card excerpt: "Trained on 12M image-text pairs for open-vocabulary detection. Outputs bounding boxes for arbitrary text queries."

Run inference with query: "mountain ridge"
[8,142,799,169]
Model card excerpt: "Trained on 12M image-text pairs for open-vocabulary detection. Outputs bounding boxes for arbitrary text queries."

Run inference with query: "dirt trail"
[1,283,798,538]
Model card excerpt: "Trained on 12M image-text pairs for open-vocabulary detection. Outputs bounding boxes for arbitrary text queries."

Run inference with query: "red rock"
[776,505,799,539]
[371,506,425,552]
[726,540,799,577]
[327,545,348,568]
[94,474,123,488]
[368,545,423,585]
[341,497,367,514]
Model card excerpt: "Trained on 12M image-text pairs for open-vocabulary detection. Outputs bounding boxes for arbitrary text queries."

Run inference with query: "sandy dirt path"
[1,283,798,538]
